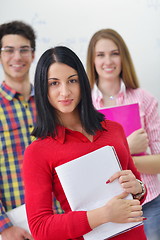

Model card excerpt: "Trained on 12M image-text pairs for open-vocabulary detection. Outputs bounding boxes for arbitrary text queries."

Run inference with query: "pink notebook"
[98,103,141,137]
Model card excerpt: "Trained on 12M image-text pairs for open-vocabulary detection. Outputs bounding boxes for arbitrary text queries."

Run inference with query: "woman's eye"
[49,81,58,86]
[96,53,104,57]
[112,52,120,56]
[69,79,78,83]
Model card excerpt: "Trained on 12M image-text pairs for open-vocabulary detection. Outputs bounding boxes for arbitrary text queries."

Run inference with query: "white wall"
[0,0,160,104]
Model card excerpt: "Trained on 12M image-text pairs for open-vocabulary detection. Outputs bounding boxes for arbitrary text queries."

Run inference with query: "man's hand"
[1,226,33,240]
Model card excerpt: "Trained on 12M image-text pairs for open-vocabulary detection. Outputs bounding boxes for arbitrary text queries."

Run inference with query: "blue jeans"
[142,195,160,240]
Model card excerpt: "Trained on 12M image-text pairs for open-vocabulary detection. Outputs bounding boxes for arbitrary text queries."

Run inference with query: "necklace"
[103,95,116,107]
[108,96,115,100]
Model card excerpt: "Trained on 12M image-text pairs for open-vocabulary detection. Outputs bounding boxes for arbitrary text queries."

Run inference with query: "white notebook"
[6,204,30,233]
[55,146,142,240]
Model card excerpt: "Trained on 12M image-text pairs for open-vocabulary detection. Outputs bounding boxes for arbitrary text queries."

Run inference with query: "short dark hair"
[32,46,104,138]
[0,20,36,51]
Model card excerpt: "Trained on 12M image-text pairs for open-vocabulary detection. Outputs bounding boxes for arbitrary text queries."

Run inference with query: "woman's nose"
[60,84,71,97]
[104,55,112,65]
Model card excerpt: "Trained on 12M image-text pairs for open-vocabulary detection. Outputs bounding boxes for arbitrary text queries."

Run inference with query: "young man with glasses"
[0,20,63,240]
[0,20,36,240]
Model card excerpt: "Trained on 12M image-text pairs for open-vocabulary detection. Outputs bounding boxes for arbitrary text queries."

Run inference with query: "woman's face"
[47,62,81,115]
[94,38,122,81]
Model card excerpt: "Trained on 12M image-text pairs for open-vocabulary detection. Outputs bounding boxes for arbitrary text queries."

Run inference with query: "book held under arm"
[55,146,142,240]
[6,204,30,233]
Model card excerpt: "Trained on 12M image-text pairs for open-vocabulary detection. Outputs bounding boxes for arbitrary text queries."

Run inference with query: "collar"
[0,81,34,101]
[92,79,126,105]
[54,125,66,144]
[53,121,108,144]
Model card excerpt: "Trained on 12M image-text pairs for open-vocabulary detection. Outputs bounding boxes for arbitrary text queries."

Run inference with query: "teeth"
[103,68,114,71]
[12,64,23,67]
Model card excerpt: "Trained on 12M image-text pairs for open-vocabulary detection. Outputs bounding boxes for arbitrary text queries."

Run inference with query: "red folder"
[98,103,141,137]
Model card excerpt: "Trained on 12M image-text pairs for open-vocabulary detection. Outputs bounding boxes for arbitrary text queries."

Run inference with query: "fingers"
[106,170,134,183]
[127,216,144,223]
[119,173,136,184]
[129,210,143,218]
[136,128,145,134]
[106,170,140,195]
[116,191,130,199]
[129,203,143,218]
[24,232,34,240]
[106,195,144,224]
[130,199,141,206]
[136,129,149,144]
[120,179,136,192]
[135,128,148,135]
[106,171,122,183]
[119,198,143,220]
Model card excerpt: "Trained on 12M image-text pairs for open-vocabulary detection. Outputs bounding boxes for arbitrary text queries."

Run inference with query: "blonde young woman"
[86,28,160,240]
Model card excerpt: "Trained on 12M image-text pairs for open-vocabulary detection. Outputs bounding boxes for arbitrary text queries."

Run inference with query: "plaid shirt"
[0,81,36,231]
[0,82,63,232]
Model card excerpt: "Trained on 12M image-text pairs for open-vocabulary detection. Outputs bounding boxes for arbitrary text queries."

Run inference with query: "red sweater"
[23,120,147,240]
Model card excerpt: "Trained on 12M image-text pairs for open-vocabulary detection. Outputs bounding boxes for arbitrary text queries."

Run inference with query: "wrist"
[133,179,146,200]
[87,206,106,229]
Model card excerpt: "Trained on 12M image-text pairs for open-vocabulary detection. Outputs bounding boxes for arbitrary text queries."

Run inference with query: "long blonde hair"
[86,28,140,89]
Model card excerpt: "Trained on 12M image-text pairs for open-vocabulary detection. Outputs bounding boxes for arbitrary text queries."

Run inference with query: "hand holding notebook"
[55,146,142,240]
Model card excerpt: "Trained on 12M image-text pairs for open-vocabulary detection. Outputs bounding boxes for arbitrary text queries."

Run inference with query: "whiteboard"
[0,0,160,104]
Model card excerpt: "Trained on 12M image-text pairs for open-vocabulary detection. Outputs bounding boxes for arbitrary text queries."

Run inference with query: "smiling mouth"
[103,67,115,72]
[12,64,24,67]
[9,64,25,72]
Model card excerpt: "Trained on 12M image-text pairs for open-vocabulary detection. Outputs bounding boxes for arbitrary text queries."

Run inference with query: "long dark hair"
[32,46,104,138]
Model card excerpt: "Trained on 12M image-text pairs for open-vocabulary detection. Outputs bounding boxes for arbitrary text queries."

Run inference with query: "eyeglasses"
[0,47,34,57]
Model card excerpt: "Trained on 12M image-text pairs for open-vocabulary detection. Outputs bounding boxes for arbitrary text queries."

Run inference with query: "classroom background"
[0,0,160,106]
[0,0,160,182]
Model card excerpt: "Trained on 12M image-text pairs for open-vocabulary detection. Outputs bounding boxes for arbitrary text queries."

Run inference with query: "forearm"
[132,154,160,174]
[87,206,107,229]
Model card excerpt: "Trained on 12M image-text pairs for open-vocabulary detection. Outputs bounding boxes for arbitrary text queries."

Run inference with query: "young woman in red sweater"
[23,46,147,240]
